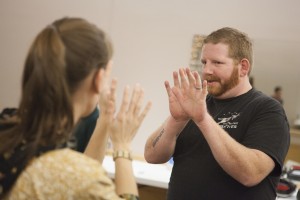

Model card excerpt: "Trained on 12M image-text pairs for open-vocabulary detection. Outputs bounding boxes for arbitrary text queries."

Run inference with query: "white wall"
[1,0,300,155]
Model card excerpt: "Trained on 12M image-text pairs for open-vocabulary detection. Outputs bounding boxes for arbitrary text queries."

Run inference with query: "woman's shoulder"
[8,148,120,199]
[36,148,103,170]
[27,148,112,185]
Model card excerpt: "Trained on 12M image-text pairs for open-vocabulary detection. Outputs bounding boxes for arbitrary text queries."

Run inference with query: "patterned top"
[4,148,123,200]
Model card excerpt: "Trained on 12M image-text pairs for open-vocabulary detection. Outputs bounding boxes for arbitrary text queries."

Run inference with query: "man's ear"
[93,68,105,93]
[240,58,250,77]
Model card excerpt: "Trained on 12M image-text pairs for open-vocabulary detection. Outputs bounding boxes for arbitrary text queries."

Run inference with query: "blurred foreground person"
[0,17,151,199]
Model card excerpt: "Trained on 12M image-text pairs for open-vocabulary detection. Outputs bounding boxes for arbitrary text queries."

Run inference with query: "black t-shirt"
[167,89,290,200]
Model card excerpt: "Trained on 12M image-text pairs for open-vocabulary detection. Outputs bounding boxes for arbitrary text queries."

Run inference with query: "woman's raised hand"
[109,84,152,151]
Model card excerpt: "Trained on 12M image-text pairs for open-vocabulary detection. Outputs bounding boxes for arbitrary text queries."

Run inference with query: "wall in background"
[1,0,300,155]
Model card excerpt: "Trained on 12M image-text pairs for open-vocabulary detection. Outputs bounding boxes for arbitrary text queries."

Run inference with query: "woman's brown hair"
[0,17,112,193]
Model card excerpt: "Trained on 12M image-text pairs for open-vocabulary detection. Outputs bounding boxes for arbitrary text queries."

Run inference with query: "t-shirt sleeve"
[241,99,290,176]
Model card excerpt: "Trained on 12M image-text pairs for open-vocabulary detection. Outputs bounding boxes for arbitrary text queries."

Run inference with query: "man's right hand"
[164,71,190,122]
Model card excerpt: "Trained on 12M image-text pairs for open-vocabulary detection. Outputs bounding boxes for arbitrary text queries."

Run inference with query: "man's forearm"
[144,116,188,163]
[196,114,275,186]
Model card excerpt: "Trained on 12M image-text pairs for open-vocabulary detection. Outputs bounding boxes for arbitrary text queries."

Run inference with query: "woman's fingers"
[117,85,130,117]
[133,89,144,116]
[107,79,117,114]
[110,79,117,98]
[127,84,141,114]
[138,101,152,123]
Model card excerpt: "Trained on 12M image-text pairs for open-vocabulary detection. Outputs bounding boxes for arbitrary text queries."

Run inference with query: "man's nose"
[202,63,213,74]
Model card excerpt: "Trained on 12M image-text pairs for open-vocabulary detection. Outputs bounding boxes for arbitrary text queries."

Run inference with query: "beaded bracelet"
[113,150,132,161]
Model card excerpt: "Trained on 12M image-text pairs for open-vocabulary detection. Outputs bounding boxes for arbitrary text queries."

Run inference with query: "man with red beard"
[144,27,290,200]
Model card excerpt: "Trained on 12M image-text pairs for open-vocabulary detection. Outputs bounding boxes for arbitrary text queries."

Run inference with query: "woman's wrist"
[119,193,140,200]
[113,150,132,161]
[112,143,131,152]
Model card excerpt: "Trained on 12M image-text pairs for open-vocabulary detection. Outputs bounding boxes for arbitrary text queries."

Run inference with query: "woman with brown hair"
[0,17,151,199]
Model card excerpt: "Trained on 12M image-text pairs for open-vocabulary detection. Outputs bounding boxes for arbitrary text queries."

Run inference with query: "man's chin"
[208,87,223,97]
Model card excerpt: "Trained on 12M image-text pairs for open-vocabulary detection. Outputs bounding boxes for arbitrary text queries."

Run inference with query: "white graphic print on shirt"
[217,112,240,129]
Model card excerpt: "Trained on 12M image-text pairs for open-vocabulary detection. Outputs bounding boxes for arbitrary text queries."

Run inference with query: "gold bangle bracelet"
[113,150,132,161]
[119,193,139,200]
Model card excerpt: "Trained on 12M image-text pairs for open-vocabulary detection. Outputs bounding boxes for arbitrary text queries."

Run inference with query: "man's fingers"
[173,71,180,88]
[165,81,174,97]
[179,68,188,89]
[185,68,196,90]
[171,87,183,105]
[193,71,202,90]
[202,80,208,96]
